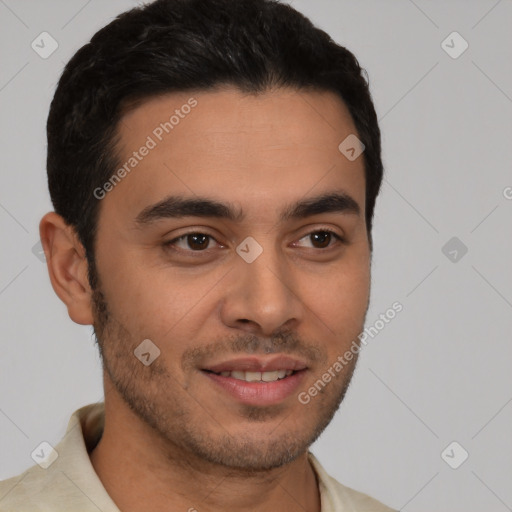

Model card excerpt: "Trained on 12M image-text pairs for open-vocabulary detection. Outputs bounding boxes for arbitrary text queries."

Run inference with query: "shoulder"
[0,460,118,512]
[0,403,116,512]
[326,474,397,512]
[0,464,58,511]
[308,452,397,512]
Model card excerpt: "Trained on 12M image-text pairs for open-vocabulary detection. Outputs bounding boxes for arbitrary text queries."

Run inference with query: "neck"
[89,385,321,512]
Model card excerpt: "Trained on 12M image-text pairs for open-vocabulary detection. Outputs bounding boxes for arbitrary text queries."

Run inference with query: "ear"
[39,212,95,325]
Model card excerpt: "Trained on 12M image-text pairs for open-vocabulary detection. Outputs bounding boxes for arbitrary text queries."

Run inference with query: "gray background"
[1,1,511,510]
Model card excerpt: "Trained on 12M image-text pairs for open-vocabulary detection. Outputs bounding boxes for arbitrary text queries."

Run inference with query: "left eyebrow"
[134,191,361,226]
[281,191,361,221]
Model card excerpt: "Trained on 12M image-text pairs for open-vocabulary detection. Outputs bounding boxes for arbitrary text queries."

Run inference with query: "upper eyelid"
[167,227,344,249]
[293,229,344,247]
[168,223,343,238]
[167,231,222,245]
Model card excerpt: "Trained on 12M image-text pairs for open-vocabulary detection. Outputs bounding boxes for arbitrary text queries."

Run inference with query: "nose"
[219,243,304,337]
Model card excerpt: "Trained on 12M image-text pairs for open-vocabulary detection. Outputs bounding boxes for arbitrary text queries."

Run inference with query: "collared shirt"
[0,403,395,511]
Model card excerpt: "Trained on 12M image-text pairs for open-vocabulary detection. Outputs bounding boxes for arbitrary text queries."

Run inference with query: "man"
[0,0,395,510]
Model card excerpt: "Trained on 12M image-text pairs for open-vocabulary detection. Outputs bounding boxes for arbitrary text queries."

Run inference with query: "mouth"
[203,368,297,382]
[201,355,307,374]
[200,356,308,405]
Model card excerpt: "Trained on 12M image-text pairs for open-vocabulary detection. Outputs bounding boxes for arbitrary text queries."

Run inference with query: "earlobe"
[39,212,95,325]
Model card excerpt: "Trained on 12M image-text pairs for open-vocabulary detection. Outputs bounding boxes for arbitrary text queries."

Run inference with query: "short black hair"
[47,0,383,288]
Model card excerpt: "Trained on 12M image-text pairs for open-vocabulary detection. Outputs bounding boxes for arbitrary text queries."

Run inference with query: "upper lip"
[202,355,308,373]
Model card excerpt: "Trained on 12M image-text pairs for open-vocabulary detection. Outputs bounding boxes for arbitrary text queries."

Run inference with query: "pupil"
[189,234,208,250]
[312,232,330,248]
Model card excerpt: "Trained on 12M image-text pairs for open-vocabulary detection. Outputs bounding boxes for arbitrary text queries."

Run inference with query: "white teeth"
[245,371,261,382]
[261,371,279,382]
[216,370,294,382]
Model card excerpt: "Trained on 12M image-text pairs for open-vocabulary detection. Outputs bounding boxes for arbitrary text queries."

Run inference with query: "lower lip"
[202,370,307,406]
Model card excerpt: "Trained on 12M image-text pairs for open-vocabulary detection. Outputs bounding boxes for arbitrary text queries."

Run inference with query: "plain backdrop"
[1,1,511,511]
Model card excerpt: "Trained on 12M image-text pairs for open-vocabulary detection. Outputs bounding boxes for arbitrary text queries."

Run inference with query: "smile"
[205,369,294,382]
[202,368,306,406]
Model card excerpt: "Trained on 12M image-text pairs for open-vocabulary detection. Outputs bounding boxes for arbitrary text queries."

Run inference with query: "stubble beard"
[90,279,360,473]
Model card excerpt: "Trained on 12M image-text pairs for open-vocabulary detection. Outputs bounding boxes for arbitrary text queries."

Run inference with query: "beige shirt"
[0,403,395,511]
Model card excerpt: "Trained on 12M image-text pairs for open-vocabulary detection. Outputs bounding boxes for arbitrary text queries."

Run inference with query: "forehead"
[103,87,365,222]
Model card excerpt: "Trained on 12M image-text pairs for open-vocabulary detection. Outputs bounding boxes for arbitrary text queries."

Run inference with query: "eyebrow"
[135,191,361,226]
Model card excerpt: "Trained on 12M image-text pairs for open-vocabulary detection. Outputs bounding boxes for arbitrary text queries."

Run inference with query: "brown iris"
[186,234,210,250]
[310,231,332,249]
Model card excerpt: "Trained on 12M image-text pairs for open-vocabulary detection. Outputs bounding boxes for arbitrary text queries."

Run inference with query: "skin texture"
[40,87,371,512]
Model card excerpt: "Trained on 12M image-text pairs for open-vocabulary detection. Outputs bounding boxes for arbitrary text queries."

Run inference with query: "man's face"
[92,87,370,470]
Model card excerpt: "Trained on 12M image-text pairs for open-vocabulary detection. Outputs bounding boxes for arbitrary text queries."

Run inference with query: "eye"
[165,232,220,252]
[295,229,344,249]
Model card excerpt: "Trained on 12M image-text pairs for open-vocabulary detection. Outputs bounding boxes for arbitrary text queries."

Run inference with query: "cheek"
[304,261,370,335]
[98,254,224,339]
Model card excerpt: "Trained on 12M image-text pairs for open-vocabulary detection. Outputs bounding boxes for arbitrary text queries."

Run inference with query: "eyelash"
[163,228,345,253]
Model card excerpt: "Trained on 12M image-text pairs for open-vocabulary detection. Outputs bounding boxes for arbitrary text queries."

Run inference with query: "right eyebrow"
[135,195,244,226]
